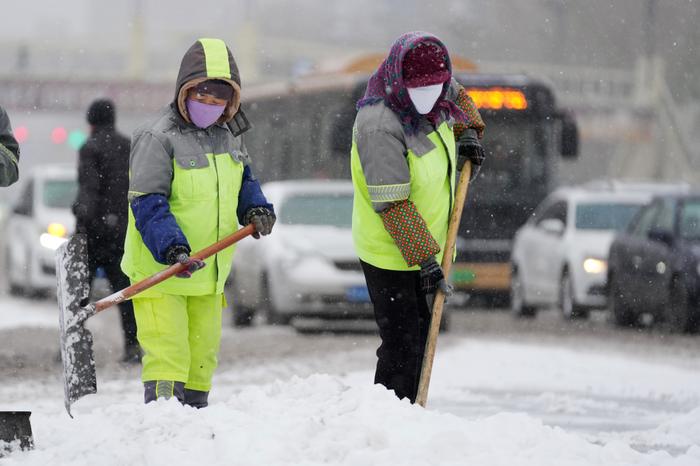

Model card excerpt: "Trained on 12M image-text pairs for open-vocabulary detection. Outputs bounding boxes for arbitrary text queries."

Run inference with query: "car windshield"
[575,202,643,231]
[43,179,78,209]
[279,193,353,227]
[680,200,700,240]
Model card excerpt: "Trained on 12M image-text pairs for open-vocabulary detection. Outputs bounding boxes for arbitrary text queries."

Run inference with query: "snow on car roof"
[551,180,692,204]
[261,179,354,201]
[30,163,76,181]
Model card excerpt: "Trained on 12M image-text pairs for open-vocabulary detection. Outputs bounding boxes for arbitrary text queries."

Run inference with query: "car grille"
[333,260,362,272]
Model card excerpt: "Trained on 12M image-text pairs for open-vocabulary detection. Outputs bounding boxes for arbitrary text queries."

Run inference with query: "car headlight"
[39,222,69,250]
[583,257,607,274]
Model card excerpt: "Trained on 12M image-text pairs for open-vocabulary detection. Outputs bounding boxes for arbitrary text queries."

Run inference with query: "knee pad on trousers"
[144,380,185,404]
[184,388,209,409]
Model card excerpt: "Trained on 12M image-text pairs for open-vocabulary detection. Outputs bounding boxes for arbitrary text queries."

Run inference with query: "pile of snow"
[4,373,699,466]
[3,305,700,466]
[432,340,700,399]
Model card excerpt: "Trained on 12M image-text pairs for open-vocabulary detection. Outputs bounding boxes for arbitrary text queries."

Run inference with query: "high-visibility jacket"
[122,37,258,296]
[121,118,246,295]
[351,101,455,271]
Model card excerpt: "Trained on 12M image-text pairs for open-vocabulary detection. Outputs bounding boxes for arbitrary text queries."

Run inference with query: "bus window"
[475,120,544,197]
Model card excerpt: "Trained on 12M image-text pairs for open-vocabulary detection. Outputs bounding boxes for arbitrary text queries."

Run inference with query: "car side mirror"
[539,218,565,236]
[12,204,30,216]
[647,228,674,246]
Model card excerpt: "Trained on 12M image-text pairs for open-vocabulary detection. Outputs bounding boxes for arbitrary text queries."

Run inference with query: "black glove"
[244,207,276,239]
[420,257,453,296]
[166,245,206,279]
[457,128,485,171]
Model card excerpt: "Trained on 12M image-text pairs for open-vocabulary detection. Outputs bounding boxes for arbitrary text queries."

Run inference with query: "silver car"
[227,180,370,327]
[510,180,689,319]
[3,164,76,296]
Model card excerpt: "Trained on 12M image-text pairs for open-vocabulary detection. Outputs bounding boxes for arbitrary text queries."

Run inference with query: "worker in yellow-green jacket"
[351,32,486,403]
[122,38,275,408]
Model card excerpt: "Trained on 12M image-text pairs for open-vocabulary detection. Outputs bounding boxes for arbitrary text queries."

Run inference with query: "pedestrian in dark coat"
[72,98,139,363]
[0,105,20,187]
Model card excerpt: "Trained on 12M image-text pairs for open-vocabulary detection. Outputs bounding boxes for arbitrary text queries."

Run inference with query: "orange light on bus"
[466,88,528,110]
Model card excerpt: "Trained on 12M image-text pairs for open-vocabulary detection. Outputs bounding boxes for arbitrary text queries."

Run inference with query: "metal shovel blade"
[0,411,33,455]
[56,234,97,417]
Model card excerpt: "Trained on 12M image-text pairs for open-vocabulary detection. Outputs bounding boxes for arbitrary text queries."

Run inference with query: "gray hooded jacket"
[0,105,19,187]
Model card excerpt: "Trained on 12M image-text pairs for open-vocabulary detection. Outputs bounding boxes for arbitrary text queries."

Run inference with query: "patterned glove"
[166,245,206,279]
[420,257,453,296]
[244,207,276,239]
[457,128,485,171]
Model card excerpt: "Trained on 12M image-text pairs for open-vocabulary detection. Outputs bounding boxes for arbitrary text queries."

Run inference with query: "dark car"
[607,193,700,333]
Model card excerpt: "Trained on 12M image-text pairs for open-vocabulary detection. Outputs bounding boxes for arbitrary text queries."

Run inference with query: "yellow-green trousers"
[133,293,224,392]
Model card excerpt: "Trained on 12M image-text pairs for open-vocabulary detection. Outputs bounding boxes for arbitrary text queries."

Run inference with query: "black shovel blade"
[56,234,97,417]
[0,411,33,455]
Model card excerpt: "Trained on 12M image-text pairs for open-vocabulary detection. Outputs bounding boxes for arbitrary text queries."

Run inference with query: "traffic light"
[68,130,87,150]
[51,127,68,144]
[49,126,87,149]
[13,126,28,143]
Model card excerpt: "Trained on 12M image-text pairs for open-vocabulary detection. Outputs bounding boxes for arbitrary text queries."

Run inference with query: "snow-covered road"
[1,294,699,465]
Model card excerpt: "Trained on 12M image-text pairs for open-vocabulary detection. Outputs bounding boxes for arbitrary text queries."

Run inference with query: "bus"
[241,56,579,303]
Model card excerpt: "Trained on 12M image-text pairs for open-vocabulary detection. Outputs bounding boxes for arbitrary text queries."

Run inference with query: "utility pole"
[546,0,567,64]
[128,0,146,80]
[644,0,657,59]
[234,0,259,83]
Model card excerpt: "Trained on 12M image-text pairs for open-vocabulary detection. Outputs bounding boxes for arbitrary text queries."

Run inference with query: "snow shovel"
[0,411,33,455]
[416,161,472,407]
[55,224,256,417]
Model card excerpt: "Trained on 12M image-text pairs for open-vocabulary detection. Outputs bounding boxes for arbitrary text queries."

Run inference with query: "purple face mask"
[186,99,226,128]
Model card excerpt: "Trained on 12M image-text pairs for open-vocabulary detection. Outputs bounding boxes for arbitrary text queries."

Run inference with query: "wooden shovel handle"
[94,224,256,313]
[416,162,472,407]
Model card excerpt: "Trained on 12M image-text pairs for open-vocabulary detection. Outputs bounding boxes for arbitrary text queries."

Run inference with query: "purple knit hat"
[357,31,470,134]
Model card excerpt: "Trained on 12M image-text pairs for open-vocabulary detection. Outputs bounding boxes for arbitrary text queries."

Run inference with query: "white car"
[3,165,76,296]
[228,180,370,327]
[509,182,686,319]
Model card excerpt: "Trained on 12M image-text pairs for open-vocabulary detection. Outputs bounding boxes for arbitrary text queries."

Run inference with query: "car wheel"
[559,270,589,320]
[228,274,256,327]
[510,268,537,318]
[667,276,698,334]
[263,274,291,326]
[609,273,636,327]
[5,245,25,296]
[232,305,255,327]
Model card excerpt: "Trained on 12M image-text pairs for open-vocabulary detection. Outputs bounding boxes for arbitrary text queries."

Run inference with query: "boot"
[184,389,209,409]
[144,381,185,404]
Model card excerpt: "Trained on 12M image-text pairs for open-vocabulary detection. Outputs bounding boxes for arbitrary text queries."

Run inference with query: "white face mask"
[407,84,444,114]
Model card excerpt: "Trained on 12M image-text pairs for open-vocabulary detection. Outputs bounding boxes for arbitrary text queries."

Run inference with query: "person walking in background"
[72,99,140,363]
[0,105,20,187]
[121,38,275,408]
[351,31,486,403]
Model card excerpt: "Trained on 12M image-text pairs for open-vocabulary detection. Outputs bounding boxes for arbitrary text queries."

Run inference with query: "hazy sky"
[2,0,698,98]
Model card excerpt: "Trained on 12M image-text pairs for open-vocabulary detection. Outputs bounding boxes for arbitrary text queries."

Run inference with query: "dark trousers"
[360,260,431,403]
[89,256,138,348]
